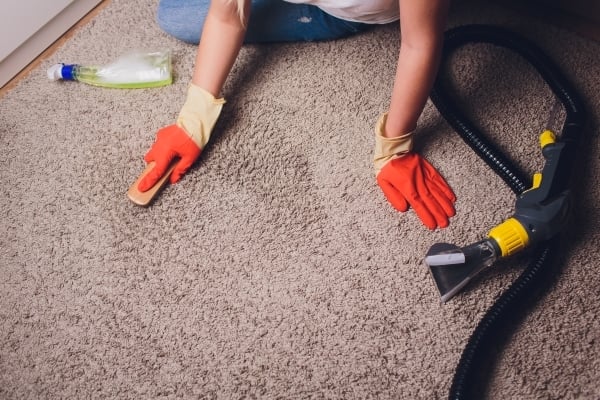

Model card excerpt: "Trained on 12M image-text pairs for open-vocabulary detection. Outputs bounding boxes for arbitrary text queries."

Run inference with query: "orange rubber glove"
[374,113,456,230]
[138,83,225,192]
[138,125,201,191]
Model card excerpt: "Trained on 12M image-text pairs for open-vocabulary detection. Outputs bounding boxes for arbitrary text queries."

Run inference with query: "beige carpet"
[1,0,599,398]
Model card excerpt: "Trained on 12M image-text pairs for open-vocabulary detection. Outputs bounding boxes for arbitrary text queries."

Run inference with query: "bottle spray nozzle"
[47,64,64,81]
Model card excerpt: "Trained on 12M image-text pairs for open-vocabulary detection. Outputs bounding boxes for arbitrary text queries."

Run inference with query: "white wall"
[0,0,103,88]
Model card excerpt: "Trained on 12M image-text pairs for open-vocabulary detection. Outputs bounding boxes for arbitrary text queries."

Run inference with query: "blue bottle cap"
[60,64,78,81]
[48,64,79,81]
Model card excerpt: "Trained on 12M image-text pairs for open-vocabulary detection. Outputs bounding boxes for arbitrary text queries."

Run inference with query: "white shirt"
[284,0,399,24]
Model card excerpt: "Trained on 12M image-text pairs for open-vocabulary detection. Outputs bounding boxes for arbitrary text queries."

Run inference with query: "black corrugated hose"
[429,24,586,399]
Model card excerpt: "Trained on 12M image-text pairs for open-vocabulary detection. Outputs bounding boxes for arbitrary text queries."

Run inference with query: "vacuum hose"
[430,24,586,399]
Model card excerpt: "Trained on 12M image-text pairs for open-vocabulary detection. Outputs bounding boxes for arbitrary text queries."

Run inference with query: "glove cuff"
[176,83,226,148]
[373,112,414,175]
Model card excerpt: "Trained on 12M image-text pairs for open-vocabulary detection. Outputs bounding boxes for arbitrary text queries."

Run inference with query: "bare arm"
[384,0,450,137]
[191,0,250,97]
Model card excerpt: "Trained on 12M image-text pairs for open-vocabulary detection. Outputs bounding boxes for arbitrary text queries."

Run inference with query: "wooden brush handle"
[126,161,177,206]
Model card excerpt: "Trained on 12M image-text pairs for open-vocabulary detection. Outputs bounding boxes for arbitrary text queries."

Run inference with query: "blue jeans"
[157,0,372,44]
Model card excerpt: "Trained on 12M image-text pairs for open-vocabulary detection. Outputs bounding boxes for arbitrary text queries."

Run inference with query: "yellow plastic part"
[532,172,543,189]
[523,130,556,193]
[540,129,557,148]
[488,217,530,257]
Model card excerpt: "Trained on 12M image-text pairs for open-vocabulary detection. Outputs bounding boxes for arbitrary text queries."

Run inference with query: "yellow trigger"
[532,172,543,189]
[540,129,556,148]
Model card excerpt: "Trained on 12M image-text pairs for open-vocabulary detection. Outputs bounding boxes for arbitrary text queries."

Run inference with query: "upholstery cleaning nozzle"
[425,239,500,303]
[425,217,531,302]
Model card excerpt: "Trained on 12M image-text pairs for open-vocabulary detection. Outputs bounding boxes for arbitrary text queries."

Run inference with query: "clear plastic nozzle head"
[425,239,501,302]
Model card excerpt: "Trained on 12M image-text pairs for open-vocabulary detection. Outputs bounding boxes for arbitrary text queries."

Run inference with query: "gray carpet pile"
[1,0,599,398]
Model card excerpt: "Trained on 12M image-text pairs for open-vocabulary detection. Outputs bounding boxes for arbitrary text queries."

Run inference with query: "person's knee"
[156,0,207,44]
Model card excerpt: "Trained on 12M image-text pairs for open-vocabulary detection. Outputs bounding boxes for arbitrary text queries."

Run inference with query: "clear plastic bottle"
[47,50,172,88]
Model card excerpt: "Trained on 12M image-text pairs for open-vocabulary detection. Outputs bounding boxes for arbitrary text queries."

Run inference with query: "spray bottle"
[47,50,173,89]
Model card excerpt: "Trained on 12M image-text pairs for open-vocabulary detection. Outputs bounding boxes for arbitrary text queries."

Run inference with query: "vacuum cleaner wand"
[426,111,573,302]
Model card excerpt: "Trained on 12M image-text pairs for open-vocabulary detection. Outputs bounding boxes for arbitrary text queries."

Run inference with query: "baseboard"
[0,0,106,90]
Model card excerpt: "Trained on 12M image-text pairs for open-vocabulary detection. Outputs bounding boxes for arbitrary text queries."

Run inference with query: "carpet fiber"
[1,0,599,398]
